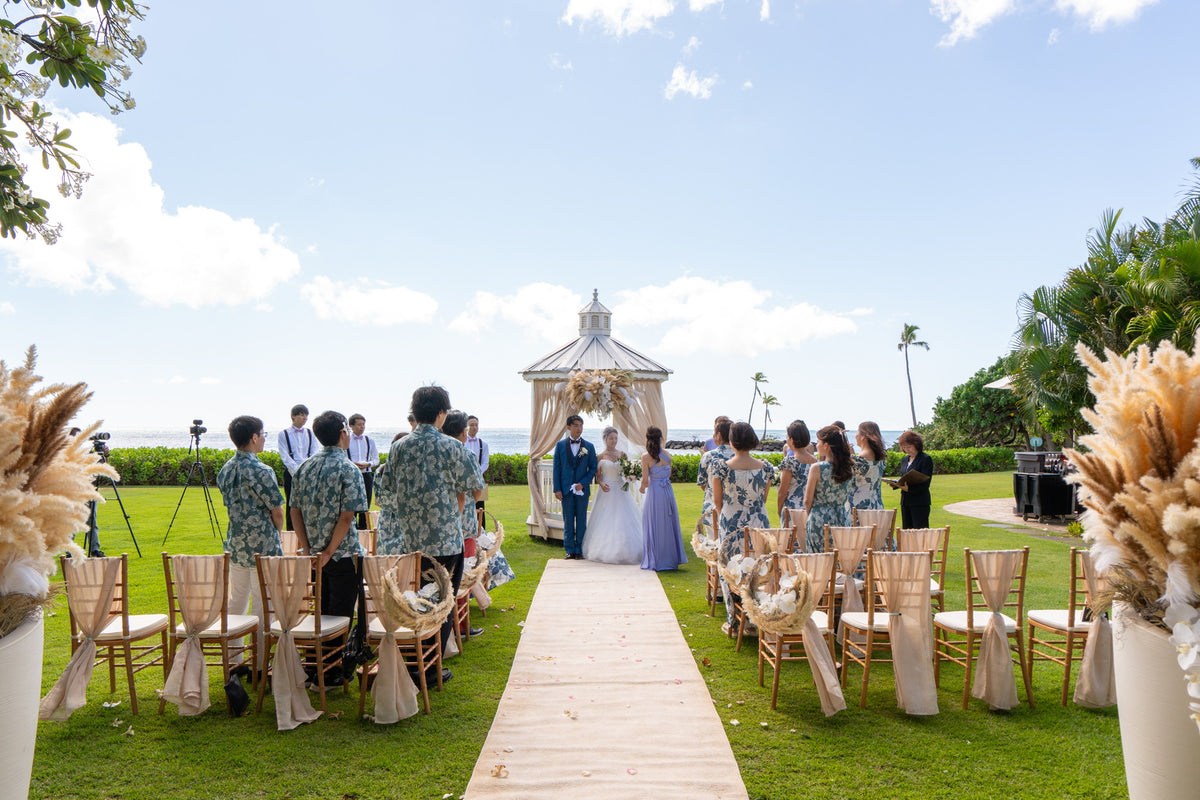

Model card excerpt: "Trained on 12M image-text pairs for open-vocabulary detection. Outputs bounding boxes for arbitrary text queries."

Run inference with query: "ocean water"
[100,426,903,455]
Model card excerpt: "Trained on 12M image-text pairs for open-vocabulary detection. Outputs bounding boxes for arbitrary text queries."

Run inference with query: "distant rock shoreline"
[667,438,785,452]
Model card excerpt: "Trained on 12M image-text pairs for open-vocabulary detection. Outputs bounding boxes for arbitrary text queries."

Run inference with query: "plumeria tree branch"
[0,0,146,243]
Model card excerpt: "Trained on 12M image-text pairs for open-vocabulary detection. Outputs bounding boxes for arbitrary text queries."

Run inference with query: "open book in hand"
[883,470,930,490]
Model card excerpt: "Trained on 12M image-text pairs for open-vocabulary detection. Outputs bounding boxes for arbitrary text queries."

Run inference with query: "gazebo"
[520,290,672,540]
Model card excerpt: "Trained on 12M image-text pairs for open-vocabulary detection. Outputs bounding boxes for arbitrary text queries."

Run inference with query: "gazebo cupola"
[578,289,611,336]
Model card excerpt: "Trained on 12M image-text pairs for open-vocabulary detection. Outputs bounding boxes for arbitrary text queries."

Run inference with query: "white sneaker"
[721,622,734,636]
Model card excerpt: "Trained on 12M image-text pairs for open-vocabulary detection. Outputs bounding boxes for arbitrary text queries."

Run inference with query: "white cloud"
[742,80,754,90]
[200,377,221,385]
[1055,0,1157,30]
[255,302,274,312]
[0,110,300,307]
[449,283,581,343]
[760,0,770,21]
[0,301,13,314]
[300,276,438,326]
[683,35,701,54]
[665,64,718,99]
[169,376,186,384]
[612,277,862,356]
[308,177,324,188]
[550,53,574,71]
[688,0,722,10]
[304,244,319,255]
[562,0,676,36]
[847,307,874,316]
[930,0,1016,46]
[1047,27,1060,43]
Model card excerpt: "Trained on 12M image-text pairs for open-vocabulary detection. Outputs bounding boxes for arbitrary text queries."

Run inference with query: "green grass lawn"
[32,474,1125,799]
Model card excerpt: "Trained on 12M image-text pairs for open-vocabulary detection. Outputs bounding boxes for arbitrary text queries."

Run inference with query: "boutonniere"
[578,446,589,457]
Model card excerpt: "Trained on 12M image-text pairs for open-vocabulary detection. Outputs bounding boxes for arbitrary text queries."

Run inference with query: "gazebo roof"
[520,290,672,381]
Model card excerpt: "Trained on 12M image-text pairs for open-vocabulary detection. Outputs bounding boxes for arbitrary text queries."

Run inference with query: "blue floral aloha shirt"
[290,446,367,561]
[374,424,484,558]
[697,444,734,517]
[216,450,284,568]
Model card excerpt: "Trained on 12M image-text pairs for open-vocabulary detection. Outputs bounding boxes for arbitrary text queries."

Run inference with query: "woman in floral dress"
[850,421,887,512]
[711,421,775,633]
[777,419,816,535]
[803,424,854,552]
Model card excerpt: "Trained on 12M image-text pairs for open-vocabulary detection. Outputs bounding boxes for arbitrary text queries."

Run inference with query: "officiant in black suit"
[553,415,598,559]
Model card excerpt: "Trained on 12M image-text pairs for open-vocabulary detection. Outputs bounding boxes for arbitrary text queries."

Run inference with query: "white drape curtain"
[832,527,872,621]
[970,550,1023,711]
[1073,551,1116,707]
[877,551,939,716]
[788,553,845,716]
[259,556,322,731]
[526,377,668,538]
[363,557,420,724]
[162,555,225,716]
[39,557,121,721]
[526,380,571,539]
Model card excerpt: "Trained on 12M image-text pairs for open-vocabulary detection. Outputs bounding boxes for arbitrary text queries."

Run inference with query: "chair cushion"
[934,610,1018,633]
[839,612,888,633]
[929,579,943,594]
[96,614,168,641]
[1028,609,1092,632]
[174,614,259,639]
[269,614,350,638]
[367,615,418,639]
[810,610,829,633]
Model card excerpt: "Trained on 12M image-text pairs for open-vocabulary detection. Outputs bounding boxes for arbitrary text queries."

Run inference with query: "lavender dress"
[641,457,687,571]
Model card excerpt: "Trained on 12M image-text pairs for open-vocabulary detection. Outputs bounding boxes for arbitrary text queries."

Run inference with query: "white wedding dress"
[582,459,644,565]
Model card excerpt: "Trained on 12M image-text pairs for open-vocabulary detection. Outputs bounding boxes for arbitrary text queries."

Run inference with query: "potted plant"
[1066,339,1200,800]
[0,346,115,798]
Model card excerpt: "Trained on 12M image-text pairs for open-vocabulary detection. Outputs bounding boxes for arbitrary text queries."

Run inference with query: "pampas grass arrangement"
[0,346,116,638]
[561,369,641,419]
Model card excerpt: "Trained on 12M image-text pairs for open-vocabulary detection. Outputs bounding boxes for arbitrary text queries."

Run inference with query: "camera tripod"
[85,447,142,557]
[163,428,225,546]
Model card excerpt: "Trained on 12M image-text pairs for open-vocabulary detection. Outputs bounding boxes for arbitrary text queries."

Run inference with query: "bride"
[582,426,644,565]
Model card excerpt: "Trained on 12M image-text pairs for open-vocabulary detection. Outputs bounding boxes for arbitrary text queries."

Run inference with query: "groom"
[553,415,598,560]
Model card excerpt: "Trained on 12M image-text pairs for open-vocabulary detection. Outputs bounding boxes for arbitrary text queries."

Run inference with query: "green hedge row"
[104,446,1017,487]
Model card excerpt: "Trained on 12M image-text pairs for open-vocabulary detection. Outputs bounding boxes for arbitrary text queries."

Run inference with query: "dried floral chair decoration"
[0,346,117,641]
[358,555,423,721]
[1065,339,1200,729]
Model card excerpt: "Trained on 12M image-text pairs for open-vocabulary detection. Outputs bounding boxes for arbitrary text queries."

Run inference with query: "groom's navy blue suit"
[553,436,598,557]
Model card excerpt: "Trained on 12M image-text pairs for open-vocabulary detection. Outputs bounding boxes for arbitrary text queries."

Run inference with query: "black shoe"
[230,664,251,681]
[467,626,484,637]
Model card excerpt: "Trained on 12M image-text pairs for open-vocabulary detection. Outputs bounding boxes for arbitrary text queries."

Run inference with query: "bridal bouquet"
[618,454,642,490]
[560,369,642,419]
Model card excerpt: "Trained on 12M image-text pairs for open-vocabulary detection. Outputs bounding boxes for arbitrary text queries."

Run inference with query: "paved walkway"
[464,560,748,800]
[944,497,1075,535]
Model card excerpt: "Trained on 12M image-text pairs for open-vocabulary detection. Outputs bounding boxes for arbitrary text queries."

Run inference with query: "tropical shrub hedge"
[104,446,1017,487]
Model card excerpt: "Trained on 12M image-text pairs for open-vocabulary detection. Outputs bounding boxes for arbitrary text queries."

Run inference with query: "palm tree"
[898,324,929,427]
[747,372,768,421]
[760,394,779,439]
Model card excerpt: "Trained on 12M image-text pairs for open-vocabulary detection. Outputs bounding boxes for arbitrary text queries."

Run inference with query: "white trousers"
[229,564,268,669]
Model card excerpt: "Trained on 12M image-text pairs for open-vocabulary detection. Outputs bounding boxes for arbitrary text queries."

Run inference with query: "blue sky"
[0,0,1193,438]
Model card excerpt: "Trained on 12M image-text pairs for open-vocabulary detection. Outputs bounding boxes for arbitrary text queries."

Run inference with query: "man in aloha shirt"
[374,386,483,679]
[697,416,734,523]
[216,414,284,669]
[290,410,367,681]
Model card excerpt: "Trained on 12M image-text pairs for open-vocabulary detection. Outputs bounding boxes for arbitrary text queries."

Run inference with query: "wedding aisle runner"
[464,560,748,800]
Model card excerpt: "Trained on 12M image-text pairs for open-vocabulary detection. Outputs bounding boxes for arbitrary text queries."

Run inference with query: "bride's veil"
[609,425,645,508]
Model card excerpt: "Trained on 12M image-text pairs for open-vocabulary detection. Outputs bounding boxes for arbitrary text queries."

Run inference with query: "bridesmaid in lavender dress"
[639,426,687,571]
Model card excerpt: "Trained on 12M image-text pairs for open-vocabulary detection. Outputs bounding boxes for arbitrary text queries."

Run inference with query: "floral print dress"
[779,455,812,512]
[712,459,776,558]
[805,461,853,552]
[850,456,886,511]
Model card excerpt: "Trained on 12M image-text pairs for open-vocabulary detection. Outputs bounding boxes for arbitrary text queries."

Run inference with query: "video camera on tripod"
[89,431,110,457]
[165,417,224,545]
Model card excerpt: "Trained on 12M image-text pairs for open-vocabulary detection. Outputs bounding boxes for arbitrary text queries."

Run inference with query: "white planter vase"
[1112,603,1200,800]
[0,610,44,800]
